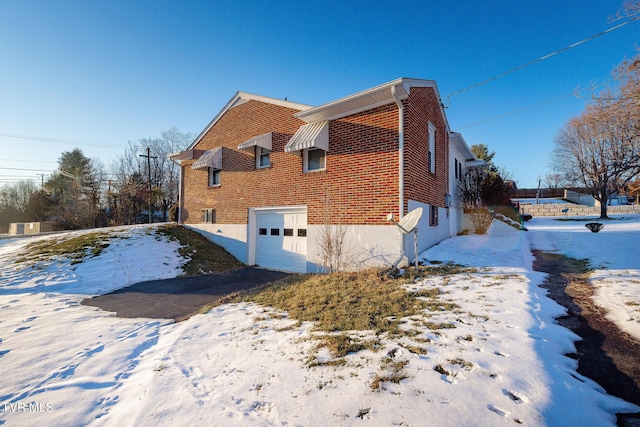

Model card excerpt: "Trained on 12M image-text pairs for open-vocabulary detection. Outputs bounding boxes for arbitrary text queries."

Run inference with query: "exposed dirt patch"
[532,250,640,426]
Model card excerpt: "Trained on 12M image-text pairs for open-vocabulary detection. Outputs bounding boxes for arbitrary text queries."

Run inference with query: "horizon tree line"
[0,127,193,232]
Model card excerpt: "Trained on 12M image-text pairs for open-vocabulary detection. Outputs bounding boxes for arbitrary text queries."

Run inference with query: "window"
[298,229,307,237]
[208,167,220,186]
[257,146,271,168]
[270,228,280,236]
[283,228,293,236]
[458,161,463,181]
[429,205,438,226]
[428,122,436,173]
[454,159,459,180]
[304,148,326,172]
[258,228,267,235]
[201,208,216,223]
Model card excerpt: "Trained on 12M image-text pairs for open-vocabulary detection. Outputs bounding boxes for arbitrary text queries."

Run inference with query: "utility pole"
[140,146,157,224]
[36,173,45,188]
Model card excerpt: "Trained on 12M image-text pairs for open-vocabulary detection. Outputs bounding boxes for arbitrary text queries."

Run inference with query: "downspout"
[391,85,405,218]
[169,157,184,223]
[391,85,405,265]
[177,164,183,223]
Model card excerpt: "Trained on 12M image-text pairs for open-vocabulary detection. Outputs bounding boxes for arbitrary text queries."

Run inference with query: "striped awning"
[284,121,329,152]
[192,147,222,170]
[238,132,272,151]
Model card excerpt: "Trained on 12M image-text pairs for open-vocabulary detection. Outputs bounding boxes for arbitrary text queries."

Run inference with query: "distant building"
[9,222,56,236]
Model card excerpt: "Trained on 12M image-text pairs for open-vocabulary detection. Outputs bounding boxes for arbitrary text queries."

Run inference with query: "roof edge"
[293,78,449,133]
[187,92,312,150]
[450,132,476,161]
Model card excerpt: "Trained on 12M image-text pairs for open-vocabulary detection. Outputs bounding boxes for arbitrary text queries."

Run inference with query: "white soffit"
[192,147,222,170]
[238,132,273,151]
[284,121,329,152]
[450,132,475,161]
[168,149,193,162]
[293,78,441,123]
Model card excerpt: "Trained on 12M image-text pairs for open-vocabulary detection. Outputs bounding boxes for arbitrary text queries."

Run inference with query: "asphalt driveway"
[81,267,293,321]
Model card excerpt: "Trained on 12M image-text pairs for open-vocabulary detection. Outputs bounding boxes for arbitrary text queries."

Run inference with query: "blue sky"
[0,0,637,189]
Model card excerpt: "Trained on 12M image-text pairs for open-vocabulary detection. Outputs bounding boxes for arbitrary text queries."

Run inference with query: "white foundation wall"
[185,224,248,264]
[187,223,407,273]
[306,224,403,272]
[403,200,451,263]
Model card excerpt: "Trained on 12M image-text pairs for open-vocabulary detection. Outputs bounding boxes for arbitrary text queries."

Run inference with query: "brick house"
[170,78,477,273]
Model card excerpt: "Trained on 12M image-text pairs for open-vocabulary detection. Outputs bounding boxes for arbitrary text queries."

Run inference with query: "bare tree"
[552,56,640,219]
[109,142,146,224]
[611,0,640,21]
[0,180,39,232]
[108,128,193,224]
[316,188,349,273]
[458,164,494,234]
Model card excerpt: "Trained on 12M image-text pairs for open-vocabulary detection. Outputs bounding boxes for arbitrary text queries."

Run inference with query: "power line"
[0,167,55,172]
[0,132,127,148]
[454,93,576,130]
[0,158,58,163]
[445,16,640,105]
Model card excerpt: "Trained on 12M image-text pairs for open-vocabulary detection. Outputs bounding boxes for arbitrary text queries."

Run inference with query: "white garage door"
[255,208,307,273]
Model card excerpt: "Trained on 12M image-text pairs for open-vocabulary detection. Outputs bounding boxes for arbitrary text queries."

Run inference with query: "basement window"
[201,208,216,224]
[429,205,438,226]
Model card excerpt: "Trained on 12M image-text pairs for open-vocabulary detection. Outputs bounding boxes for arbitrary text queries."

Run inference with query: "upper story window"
[192,147,223,187]
[208,167,220,186]
[257,146,271,168]
[304,148,326,172]
[428,121,436,174]
[284,121,329,173]
[455,158,463,180]
[238,132,273,170]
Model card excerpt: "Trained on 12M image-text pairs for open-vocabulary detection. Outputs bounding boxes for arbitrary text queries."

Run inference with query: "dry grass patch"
[229,265,481,390]
[156,224,245,275]
[16,231,114,267]
[237,269,453,337]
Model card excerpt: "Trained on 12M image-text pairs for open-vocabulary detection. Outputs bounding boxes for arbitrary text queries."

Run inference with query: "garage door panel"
[255,209,307,273]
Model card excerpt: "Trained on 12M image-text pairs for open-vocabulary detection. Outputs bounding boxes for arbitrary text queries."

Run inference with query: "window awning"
[238,132,272,151]
[284,121,329,152]
[192,147,222,170]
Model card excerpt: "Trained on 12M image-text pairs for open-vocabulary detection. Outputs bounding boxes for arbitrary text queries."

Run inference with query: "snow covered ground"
[526,215,640,342]
[0,218,638,426]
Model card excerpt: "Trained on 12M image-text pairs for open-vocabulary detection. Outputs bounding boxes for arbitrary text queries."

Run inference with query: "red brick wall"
[181,100,401,225]
[403,87,449,209]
